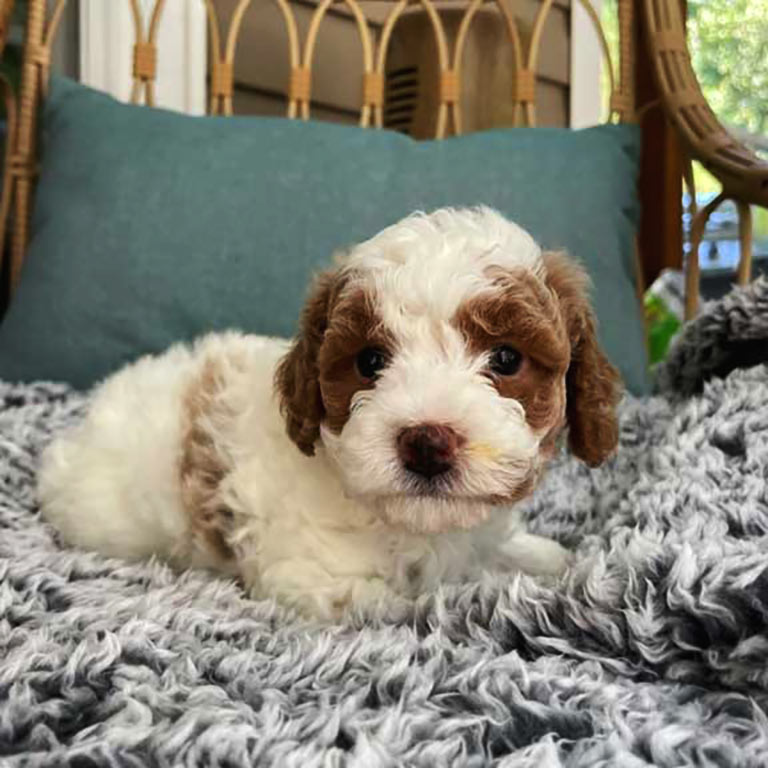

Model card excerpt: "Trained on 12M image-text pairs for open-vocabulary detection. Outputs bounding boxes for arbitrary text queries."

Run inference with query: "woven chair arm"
[643,0,768,207]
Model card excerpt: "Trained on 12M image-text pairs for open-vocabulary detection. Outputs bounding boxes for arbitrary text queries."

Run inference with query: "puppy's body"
[40,332,566,617]
[40,208,619,619]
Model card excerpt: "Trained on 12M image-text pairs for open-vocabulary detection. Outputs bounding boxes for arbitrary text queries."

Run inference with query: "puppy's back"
[39,341,199,564]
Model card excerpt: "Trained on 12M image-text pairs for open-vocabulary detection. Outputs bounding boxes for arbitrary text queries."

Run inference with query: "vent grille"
[383,66,419,135]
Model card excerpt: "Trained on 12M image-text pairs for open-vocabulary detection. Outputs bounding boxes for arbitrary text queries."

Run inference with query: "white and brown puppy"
[39,207,620,619]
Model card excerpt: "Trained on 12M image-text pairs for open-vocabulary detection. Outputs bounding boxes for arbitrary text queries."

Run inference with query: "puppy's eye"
[489,345,523,376]
[356,347,388,381]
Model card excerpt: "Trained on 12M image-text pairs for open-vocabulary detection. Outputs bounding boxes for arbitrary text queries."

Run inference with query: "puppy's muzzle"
[397,424,464,479]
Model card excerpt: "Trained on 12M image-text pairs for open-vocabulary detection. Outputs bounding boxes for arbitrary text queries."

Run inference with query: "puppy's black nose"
[397,424,461,479]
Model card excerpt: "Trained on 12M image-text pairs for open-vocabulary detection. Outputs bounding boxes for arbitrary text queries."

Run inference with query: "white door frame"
[570,0,604,129]
[78,0,207,115]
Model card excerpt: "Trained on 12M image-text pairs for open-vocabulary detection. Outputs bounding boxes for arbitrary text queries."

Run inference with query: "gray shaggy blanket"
[2,280,768,767]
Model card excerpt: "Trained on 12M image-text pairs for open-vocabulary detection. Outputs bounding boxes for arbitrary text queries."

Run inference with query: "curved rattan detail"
[526,0,622,126]
[205,0,245,115]
[274,0,302,118]
[0,0,12,53]
[206,0,302,118]
[6,0,44,289]
[203,0,224,114]
[128,0,167,106]
[374,0,451,136]
[0,0,16,262]
[644,0,768,198]
[453,0,525,133]
[523,0,557,126]
[0,72,18,282]
[643,0,768,317]
[617,0,635,121]
[221,0,255,115]
[40,0,67,94]
[373,0,407,129]
[685,191,724,319]
[205,0,301,117]
[302,0,375,126]
[575,0,617,119]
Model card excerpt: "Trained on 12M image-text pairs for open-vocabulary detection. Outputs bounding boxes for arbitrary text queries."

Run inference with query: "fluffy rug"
[2,280,768,767]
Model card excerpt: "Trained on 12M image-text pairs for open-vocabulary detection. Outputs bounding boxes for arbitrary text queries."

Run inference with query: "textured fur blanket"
[2,279,768,766]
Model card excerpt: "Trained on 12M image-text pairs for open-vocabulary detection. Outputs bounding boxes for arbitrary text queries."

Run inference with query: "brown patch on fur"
[180,356,236,564]
[275,270,392,452]
[455,269,569,435]
[542,251,622,466]
[274,270,347,455]
[318,288,393,435]
[456,257,620,467]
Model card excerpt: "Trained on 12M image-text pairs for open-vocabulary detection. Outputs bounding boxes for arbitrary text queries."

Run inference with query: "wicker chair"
[0,0,764,322]
[642,0,768,319]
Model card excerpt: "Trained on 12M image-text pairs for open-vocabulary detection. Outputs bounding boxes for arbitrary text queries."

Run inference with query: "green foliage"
[645,293,681,367]
[687,4,768,241]
[688,0,768,135]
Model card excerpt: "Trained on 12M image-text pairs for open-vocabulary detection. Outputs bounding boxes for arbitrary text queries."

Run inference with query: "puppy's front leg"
[496,531,572,580]
[238,554,404,621]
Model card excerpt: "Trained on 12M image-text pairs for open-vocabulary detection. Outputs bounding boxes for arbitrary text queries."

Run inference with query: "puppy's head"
[276,207,621,533]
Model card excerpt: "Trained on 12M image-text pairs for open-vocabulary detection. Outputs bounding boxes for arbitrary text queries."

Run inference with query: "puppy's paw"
[256,562,406,623]
[498,531,573,581]
[532,541,573,584]
[323,578,409,622]
[343,578,411,621]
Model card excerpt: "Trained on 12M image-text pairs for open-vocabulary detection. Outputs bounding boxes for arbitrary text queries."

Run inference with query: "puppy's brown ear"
[543,252,622,467]
[274,270,343,456]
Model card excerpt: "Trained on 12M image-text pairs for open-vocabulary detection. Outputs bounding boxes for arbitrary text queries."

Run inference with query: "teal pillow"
[0,77,648,393]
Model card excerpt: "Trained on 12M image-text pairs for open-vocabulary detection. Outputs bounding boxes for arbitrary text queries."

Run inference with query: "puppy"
[39,207,620,619]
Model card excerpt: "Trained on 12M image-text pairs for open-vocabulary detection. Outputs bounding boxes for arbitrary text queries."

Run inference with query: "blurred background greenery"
[687,0,768,243]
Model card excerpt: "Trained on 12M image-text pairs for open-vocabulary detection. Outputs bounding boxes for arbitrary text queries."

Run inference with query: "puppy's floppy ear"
[542,252,622,467]
[275,269,344,456]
